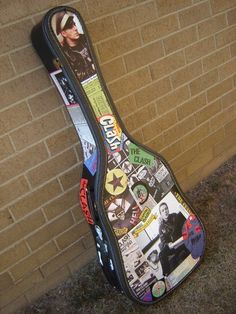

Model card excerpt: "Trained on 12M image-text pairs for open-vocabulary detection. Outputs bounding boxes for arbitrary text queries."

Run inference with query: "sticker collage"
[50,11,205,302]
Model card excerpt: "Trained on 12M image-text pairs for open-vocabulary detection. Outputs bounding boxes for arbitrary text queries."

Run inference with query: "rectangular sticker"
[128,143,155,167]
[82,75,112,118]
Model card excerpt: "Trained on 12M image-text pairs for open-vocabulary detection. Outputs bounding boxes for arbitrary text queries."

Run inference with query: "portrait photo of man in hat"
[52,11,96,82]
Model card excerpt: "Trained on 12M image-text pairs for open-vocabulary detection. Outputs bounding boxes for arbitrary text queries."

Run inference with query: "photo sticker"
[51,11,96,82]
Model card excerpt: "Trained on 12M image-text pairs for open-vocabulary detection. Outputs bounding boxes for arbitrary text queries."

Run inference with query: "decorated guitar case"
[31,6,206,304]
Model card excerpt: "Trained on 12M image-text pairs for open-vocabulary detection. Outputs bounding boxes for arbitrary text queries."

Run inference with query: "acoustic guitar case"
[31,6,206,304]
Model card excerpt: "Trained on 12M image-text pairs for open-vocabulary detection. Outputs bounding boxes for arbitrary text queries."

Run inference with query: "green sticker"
[152,281,166,298]
[128,143,154,167]
[82,76,112,118]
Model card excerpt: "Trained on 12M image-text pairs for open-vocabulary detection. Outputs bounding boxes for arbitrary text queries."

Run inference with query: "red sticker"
[79,178,94,225]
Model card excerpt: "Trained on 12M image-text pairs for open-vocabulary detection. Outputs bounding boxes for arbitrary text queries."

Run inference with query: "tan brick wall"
[0,0,236,312]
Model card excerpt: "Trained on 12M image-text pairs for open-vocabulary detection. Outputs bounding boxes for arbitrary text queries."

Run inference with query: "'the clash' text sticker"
[99,114,122,153]
[128,143,154,167]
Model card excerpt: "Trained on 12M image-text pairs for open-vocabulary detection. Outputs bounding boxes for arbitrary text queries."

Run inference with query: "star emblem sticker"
[105,169,127,196]
[108,173,123,192]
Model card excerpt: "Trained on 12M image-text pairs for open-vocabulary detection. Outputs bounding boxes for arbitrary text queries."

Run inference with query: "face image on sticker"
[105,169,127,195]
[152,280,166,298]
[51,11,96,83]
[132,182,149,204]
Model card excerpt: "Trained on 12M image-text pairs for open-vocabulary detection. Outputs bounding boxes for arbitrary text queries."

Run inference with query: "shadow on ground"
[19,156,236,314]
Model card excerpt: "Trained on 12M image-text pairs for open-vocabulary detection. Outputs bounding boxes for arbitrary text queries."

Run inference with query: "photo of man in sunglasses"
[55,11,96,82]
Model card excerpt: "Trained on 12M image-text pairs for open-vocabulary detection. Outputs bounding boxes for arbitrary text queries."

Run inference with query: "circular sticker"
[132,182,149,204]
[105,169,127,195]
[152,280,166,298]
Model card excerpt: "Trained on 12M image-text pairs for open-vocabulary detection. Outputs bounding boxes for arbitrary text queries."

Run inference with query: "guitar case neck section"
[31,6,206,305]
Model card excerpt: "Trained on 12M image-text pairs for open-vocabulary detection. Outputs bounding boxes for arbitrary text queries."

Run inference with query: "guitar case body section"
[31,6,206,304]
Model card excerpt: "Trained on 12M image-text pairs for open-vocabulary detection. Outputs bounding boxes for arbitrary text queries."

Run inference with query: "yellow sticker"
[82,76,112,118]
[105,169,127,196]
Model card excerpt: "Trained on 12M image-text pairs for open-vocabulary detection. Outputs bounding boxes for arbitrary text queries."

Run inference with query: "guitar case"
[31,6,206,304]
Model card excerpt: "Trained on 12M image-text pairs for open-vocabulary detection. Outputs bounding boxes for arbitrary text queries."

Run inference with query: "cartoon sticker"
[105,169,127,195]
[106,190,142,238]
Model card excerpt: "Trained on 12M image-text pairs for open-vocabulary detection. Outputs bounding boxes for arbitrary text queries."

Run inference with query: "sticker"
[128,143,154,167]
[99,114,122,153]
[82,76,112,118]
[182,214,204,259]
[142,290,153,302]
[175,191,192,215]
[106,192,142,239]
[79,178,94,225]
[51,11,96,82]
[132,182,149,204]
[109,259,114,271]
[152,281,166,298]
[147,250,159,266]
[105,169,127,195]
[97,250,103,266]
[50,70,78,106]
[84,149,97,175]
[132,214,157,238]
[114,227,128,237]
[121,160,133,174]
[154,164,169,183]
[139,207,151,222]
[95,225,103,240]
[118,233,137,254]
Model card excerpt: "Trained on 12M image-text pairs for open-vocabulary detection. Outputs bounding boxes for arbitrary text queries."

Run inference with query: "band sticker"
[99,114,122,153]
[132,214,157,238]
[84,149,97,175]
[79,178,94,225]
[105,169,127,195]
[139,207,151,222]
[182,214,204,259]
[82,76,112,118]
[128,143,154,167]
[152,281,166,298]
[174,191,192,215]
[142,290,153,302]
[132,182,149,205]
[154,164,169,182]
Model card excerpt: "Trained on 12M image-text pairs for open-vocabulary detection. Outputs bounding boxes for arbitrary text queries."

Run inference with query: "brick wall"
[0,0,236,312]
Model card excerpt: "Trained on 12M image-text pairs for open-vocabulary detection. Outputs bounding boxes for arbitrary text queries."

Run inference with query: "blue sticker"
[85,150,97,175]
[182,214,204,259]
